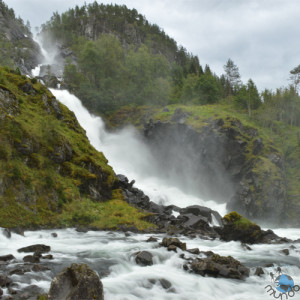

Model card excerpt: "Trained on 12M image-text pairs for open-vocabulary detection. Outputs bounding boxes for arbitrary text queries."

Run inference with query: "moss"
[0,66,154,230]
[223,211,258,230]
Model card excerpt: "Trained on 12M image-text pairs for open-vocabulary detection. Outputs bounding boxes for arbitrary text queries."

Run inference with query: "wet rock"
[190,254,250,280]
[18,244,50,253]
[135,251,153,266]
[241,243,252,251]
[254,267,265,276]
[9,264,49,275]
[47,263,104,300]
[2,228,11,238]
[0,254,15,262]
[51,232,58,238]
[280,249,289,255]
[159,278,172,290]
[23,254,40,263]
[167,245,177,252]
[0,274,12,287]
[162,237,186,251]
[187,248,200,255]
[0,288,3,297]
[10,227,25,236]
[146,236,158,242]
[42,254,54,260]
[216,212,283,244]
[264,263,274,268]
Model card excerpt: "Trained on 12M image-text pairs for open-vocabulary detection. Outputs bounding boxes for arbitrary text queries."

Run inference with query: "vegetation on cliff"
[0,0,41,73]
[0,66,153,230]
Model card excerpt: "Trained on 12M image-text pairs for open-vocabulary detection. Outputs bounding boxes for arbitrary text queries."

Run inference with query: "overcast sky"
[5,0,300,90]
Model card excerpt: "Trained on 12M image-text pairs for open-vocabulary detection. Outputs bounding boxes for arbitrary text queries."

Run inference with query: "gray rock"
[254,267,265,276]
[48,263,104,300]
[280,249,289,255]
[187,248,200,255]
[0,274,12,287]
[18,244,50,253]
[135,251,153,266]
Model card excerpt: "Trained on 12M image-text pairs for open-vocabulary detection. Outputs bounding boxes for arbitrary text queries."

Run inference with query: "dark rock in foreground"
[48,263,104,300]
[18,244,51,253]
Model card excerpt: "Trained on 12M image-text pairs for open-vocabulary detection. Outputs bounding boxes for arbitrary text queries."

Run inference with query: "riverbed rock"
[187,248,200,255]
[254,267,265,276]
[190,253,250,280]
[23,254,40,263]
[146,236,158,242]
[135,251,153,266]
[280,249,289,255]
[47,263,104,300]
[161,237,186,251]
[0,274,12,287]
[0,287,3,296]
[2,228,11,238]
[215,212,285,244]
[18,244,50,253]
[0,254,15,262]
[51,232,58,238]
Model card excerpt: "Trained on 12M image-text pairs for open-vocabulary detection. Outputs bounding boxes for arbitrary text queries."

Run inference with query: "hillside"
[108,104,300,226]
[0,66,152,230]
[0,0,42,73]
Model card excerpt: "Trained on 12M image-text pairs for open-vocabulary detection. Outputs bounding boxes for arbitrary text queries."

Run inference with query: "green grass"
[0,66,154,230]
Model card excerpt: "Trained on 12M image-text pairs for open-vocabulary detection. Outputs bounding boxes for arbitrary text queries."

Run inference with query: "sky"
[5,0,300,91]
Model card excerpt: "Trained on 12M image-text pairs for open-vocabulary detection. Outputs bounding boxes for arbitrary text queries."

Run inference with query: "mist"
[50,89,227,215]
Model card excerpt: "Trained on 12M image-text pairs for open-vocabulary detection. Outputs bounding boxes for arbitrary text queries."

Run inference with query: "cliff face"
[0,1,42,73]
[0,67,152,230]
[108,106,287,225]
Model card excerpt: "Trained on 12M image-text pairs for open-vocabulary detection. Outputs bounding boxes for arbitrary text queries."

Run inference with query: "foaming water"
[1,228,300,299]
[50,89,226,215]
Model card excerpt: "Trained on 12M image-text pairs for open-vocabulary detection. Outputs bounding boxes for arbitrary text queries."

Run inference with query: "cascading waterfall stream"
[1,38,299,300]
[50,89,227,215]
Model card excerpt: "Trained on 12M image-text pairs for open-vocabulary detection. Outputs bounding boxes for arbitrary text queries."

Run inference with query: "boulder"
[0,288,3,297]
[23,254,40,263]
[0,254,15,262]
[280,249,289,255]
[135,251,153,266]
[167,245,177,252]
[48,263,104,300]
[51,232,58,238]
[0,274,12,287]
[2,228,11,238]
[146,236,158,242]
[187,248,200,255]
[254,267,265,276]
[161,237,186,251]
[216,212,284,244]
[18,244,50,253]
[190,254,250,280]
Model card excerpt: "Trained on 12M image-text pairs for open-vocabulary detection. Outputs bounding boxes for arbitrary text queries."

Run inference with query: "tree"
[224,58,241,103]
[290,64,300,93]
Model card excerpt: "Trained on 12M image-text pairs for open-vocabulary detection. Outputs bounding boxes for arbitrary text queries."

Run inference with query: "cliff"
[108,105,289,225]
[0,66,152,230]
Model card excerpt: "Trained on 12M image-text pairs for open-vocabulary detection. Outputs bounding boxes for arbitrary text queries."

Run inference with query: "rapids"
[1,228,300,299]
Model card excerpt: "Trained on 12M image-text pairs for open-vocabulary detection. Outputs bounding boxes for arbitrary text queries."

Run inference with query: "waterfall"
[50,89,227,215]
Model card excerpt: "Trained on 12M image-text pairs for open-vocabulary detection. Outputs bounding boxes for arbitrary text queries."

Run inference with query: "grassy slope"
[0,67,153,230]
[108,104,300,224]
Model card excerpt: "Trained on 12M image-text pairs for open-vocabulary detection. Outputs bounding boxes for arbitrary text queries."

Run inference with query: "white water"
[1,39,297,299]
[50,89,227,215]
[1,228,300,299]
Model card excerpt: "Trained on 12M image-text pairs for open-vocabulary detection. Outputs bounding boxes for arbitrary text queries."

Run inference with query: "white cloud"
[5,0,300,90]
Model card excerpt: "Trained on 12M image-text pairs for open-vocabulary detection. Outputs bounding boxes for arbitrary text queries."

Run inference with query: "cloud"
[5,0,300,90]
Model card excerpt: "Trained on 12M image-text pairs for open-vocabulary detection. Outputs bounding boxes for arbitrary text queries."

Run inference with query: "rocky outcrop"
[215,212,290,244]
[189,253,250,280]
[118,174,222,237]
[47,263,104,300]
[143,116,286,223]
